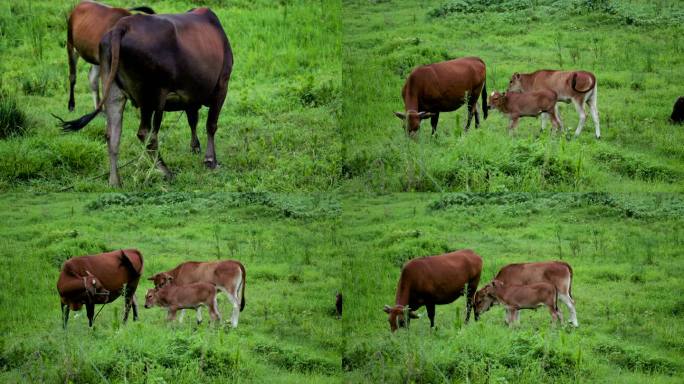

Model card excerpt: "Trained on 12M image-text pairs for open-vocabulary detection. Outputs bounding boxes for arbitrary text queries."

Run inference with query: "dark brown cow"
[144,282,221,323]
[57,249,144,328]
[335,292,343,319]
[149,260,245,328]
[508,70,600,138]
[383,249,482,332]
[66,1,154,112]
[393,57,488,136]
[57,8,233,186]
[477,261,577,327]
[670,97,684,124]
[474,280,561,326]
[488,90,561,133]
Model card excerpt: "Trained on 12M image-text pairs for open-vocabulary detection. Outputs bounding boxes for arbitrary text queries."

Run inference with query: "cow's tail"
[120,249,144,277]
[571,72,594,93]
[239,263,246,312]
[128,6,155,14]
[481,77,488,120]
[57,25,125,132]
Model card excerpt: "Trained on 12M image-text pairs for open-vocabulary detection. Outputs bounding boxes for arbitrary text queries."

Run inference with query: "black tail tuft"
[481,79,488,120]
[128,6,155,14]
[55,110,100,132]
[240,296,245,312]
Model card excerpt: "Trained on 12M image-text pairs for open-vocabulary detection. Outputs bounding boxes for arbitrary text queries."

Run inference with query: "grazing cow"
[144,282,221,324]
[488,90,561,133]
[474,280,561,326]
[393,57,488,136]
[57,8,233,186]
[508,70,600,138]
[66,1,154,112]
[57,249,144,328]
[670,97,684,124]
[484,261,578,326]
[148,260,245,328]
[335,292,343,319]
[383,249,482,332]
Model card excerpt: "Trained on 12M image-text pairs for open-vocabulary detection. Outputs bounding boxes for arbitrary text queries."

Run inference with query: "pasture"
[342,0,684,193]
[0,193,343,383]
[341,192,684,383]
[0,0,341,192]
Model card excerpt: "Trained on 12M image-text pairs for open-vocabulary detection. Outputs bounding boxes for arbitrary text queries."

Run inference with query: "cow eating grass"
[508,70,600,139]
[144,283,221,324]
[488,90,561,134]
[474,280,562,326]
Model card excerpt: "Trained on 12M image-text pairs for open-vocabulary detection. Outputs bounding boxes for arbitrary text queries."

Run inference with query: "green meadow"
[0,0,341,192]
[0,193,343,383]
[341,192,684,383]
[342,0,684,193]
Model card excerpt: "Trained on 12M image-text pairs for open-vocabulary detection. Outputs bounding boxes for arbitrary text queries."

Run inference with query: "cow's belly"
[421,99,464,113]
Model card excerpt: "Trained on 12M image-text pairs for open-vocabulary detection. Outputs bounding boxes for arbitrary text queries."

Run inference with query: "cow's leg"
[508,116,520,134]
[62,303,70,329]
[167,308,178,322]
[204,84,228,168]
[504,308,513,326]
[67,41,78,112]
[465,108,475,132]
[123,285,138,323]
[474,107,481,128]
[88,65,100,109]
[572,98,587,137]
[558,294,578,327]
[86,302,95,327]
[426,303,436,328]
[588,88,600,139]
[550,110,562,132]
[196,307,203,324]
[186,108,201,153]
[104,83,127,187]
[178,309,186,323]
[210,295,221,322]
[548,304,559,323]
[228,292,240,328]
[430,113,439,135]
[131,295,139,321]
[540,112,548,132]
[149,109,173,180]
[554,103,565,132]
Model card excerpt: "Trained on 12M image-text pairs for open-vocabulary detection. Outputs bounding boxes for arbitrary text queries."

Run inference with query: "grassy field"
[341,192,684,383]
[342,0,684,193]
[0,0,341,192]
[0,193,343,383]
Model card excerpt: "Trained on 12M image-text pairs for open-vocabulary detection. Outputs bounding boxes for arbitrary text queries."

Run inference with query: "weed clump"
[0,93,27,139]
[593,342,677,375]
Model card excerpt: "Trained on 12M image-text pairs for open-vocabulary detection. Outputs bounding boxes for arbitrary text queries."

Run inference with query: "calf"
[488,90,561,134]
[670,97,684,124]
[474,280,561,326]
[508,70,600,138]
[144,283,221,324]
[383,249,482,332]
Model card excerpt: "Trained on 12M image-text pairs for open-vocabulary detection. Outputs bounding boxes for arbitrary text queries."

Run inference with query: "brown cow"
[481,261,578,326]
[670,97,684,124]
[66,1,154,112]
[57,8,233,186]
[508,70,600,138]
[57,249,144,328]
[149,260,245,328]
[383,249,482,332]
[393,57,488,136]
[474,280,561,326]
[488,90,561,133]
[144,282,221,323]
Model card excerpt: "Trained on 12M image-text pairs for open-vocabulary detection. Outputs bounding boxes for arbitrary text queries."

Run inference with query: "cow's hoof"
[191,145,201,154]
[204,158,219,169]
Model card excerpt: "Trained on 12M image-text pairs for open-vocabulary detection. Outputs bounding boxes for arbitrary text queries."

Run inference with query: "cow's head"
[383,304,420,332]
[474,280,502,316]
[393,111,435,136]
[507,73,524,92]
[144,288,159,309]
[488,91,505,111]
[148,272,173,288]
[83,271,109,301]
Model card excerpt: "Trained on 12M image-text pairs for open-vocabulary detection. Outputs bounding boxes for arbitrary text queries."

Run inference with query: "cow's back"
[70,1,130,63]
[495,261,571,287]
[173,260,241,286]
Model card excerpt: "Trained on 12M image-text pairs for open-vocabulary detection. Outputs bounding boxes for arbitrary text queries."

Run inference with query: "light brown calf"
[474,280,561,326]
[144,282,221,324]
[488,90,561,133]
[508,70,600,138]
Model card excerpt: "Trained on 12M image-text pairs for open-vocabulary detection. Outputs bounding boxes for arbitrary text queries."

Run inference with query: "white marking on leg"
[178,309,186,323]
[541,112,548,132]
[88,65,100,109]
[558,294,578,326]
[196,307,202,323]
[588,87,600,138]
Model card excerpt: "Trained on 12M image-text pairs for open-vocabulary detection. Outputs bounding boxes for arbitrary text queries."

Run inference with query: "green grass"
[0,0,341,192]
[340,192,684,383]
[0,193,343,383]
[341,0,684,192]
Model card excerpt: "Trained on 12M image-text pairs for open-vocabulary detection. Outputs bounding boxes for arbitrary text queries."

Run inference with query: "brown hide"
[494,261,573,296]
[508,70,596,101]
[144,282,221,322]
[489,89,561,132]
[395,57,487,135]
[149,260,245,312]
[384,249,482,332]
[57,249,143,327]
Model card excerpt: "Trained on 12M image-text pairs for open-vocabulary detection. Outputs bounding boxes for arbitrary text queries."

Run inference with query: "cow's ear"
[393,112,406,120]
[513,73,520,79]
[166,276,174,283]
[418,112,435,120]
[383,305,392,313]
